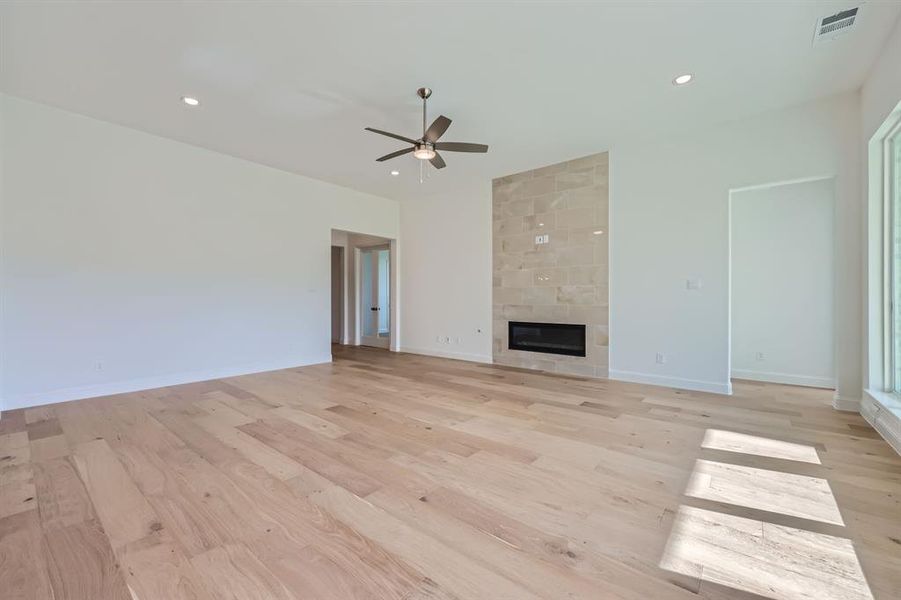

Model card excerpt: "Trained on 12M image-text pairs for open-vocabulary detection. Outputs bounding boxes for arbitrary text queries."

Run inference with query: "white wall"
[862,16,901,144]
[731,179,835,388]
[400,187,492,363]
[610,93,860,396]
[0,94,399,410]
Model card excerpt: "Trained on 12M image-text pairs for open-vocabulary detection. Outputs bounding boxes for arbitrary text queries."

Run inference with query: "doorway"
[331,228,398,352]
[360,245,391,349]
[729,177,835,389]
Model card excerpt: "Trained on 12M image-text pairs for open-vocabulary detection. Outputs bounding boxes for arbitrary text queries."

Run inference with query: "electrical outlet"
[755,352,765,361]
[656,353,666,365]
[95,361,104,371]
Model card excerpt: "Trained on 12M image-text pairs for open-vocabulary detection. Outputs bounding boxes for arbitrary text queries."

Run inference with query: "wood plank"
[43,519,131,599]
[0,410,27,436]
[311,484,543,600]
[113,442,232,556]
[0,510,54,599]
[26,418,64,441]
[270,405,350,439]
[195,413,304,481]
[0,478,37,519]
[194,396,255,427]
[0,431,30,471]
[30,434,70,463]
[239,418,383,497]
[24,406,56,425]
[118,533,215,600]
[368,486,631,600]
[71,438,160,550]
[33,457,96,531]
[237,469,424,600]
[190,543,298,600]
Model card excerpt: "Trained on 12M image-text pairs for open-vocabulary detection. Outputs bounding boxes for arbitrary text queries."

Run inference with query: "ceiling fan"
[365,87,488,171]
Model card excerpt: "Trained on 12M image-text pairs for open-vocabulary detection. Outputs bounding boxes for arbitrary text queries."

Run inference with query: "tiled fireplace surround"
[492,152,609,377]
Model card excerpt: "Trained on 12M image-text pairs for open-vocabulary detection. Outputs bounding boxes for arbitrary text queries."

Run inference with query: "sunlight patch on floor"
[660,505,873,600]
[702,429,821,464]
[685,459,844,525]
[661,430,873,599]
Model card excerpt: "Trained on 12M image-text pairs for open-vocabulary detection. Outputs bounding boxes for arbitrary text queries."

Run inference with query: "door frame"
[330,245,344,344]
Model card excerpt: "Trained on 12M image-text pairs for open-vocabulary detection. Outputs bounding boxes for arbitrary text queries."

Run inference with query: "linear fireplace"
[508,322,586,357]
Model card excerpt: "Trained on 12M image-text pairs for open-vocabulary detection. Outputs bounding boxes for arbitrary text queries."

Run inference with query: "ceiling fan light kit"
[365,87,488,179]
[413,145,436,160]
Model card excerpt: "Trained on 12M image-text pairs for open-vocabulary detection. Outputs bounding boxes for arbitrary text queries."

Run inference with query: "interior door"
[360,245,390,348]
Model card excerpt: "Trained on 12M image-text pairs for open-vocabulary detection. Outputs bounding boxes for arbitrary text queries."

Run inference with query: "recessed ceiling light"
[390,170,400,176]
[181,96,200,106]
[672,74,693,86]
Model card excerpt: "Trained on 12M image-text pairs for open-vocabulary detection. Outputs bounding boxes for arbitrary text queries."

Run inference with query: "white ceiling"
[2,1,898,202]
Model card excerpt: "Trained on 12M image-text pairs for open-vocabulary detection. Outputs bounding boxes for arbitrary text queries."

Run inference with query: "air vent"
[813,7,858,45]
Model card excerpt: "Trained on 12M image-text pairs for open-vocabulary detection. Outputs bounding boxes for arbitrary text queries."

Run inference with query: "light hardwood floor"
[1,345,900,599]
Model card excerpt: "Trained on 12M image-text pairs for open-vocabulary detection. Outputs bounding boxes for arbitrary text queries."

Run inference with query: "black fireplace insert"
[508,321,586,357]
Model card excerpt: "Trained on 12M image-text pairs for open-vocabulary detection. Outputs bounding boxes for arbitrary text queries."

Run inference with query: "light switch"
[535,234,550,245]
[686,278,702,290]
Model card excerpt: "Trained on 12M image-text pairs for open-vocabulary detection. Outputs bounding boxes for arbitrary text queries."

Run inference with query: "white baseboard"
[731,369,835,389]
[400,346,492,364]
[608,369,732,395]
[832,393,862,412]
[0,354,333,412]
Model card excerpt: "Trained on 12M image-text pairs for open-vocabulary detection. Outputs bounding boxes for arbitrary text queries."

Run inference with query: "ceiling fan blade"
[429,152,447,169]
[365,127,417,145]
[376,147,415,162]
[434,142,489,153]
[424,115,452,142]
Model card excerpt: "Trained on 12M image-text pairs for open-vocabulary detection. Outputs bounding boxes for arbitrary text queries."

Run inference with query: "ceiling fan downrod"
[417,87,432,140]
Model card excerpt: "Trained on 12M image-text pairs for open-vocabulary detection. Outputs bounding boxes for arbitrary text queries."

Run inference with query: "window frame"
[884,118,901,392]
